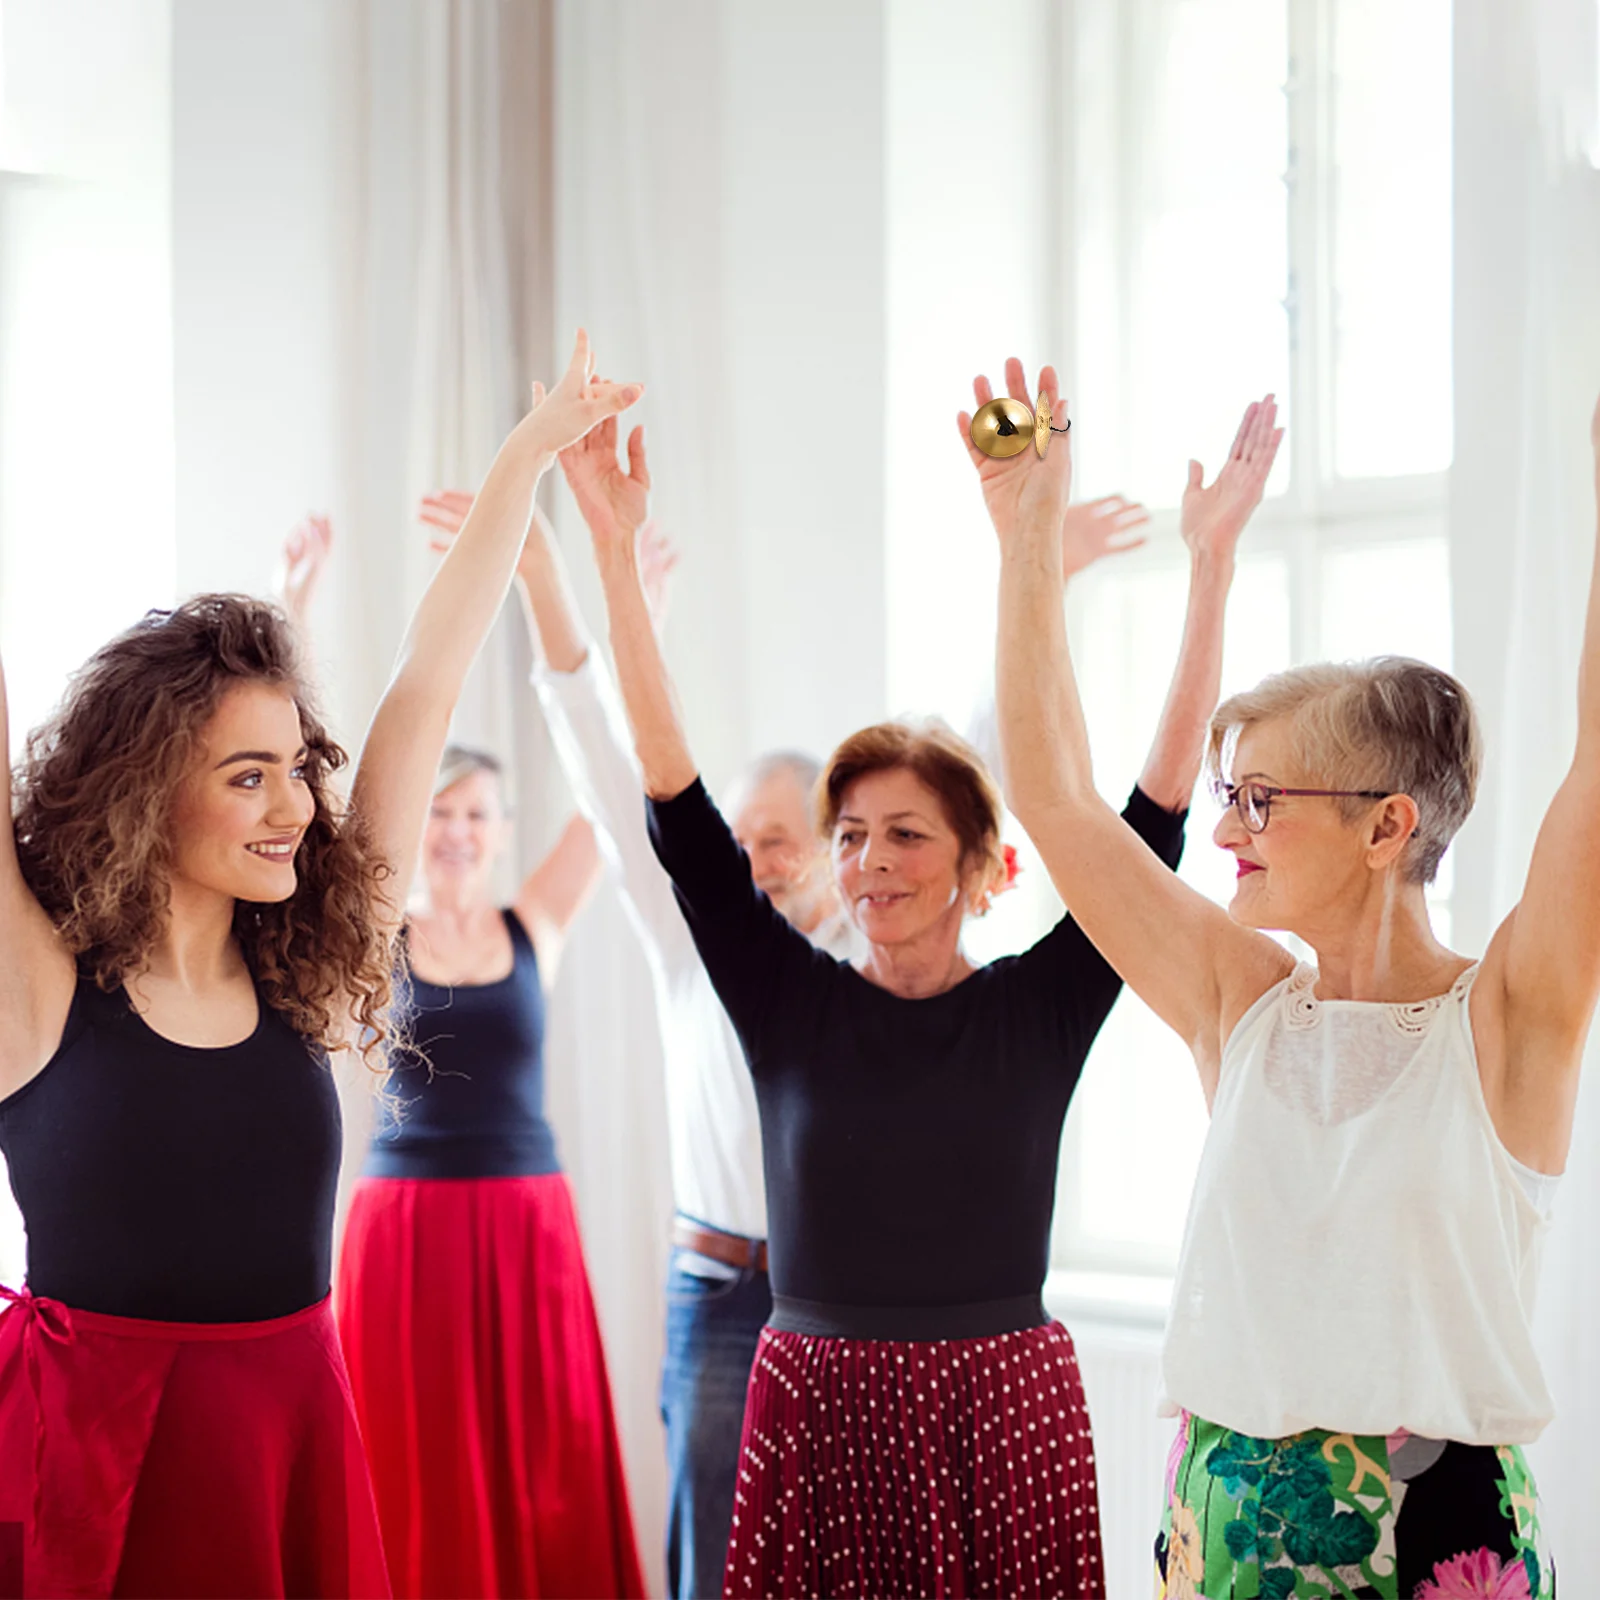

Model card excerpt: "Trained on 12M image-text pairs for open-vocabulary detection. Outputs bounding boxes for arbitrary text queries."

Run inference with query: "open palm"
[1180,395,1283,562]
[957,358,1074,545]
[279,513,333,625]
[560,413,650,552]
[1061,496,1149,578]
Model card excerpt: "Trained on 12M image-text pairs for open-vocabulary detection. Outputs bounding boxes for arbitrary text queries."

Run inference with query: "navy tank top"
[365,909,560,1180]
[0,973,340,1323]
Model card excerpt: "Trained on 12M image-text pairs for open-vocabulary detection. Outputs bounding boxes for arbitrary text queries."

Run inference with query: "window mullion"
[1286,0,1333,663]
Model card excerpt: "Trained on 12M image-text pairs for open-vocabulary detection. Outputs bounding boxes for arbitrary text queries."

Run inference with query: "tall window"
[1049,0,1454,1276]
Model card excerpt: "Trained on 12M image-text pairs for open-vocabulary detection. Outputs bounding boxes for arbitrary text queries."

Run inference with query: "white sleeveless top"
[1159,962,1556,1444]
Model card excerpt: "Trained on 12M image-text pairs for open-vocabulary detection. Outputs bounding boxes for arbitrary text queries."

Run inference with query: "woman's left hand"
[1179,395,1283,565]
[958,358,1074,549]
[522,330,643,459]
[560,411,650,559]
[278,513,332,629]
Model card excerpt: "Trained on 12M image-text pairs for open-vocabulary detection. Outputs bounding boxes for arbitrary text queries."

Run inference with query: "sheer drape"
[334,4,673,1586]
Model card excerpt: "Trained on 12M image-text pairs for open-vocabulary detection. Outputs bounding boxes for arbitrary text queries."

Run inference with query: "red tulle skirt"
[724,1320,1105,1600]
[0,1287,389,1599]
[335,1174,645,1600]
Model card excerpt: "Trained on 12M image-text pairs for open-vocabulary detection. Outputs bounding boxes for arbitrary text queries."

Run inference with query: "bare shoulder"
[1195,931,1297,1102]
[1218,932,1299,1034]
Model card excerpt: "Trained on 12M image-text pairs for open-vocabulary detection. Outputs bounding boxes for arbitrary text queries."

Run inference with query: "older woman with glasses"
[980,359,1599,1600]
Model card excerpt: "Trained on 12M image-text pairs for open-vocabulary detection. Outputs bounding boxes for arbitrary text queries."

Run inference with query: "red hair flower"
[1000,843,1021,892]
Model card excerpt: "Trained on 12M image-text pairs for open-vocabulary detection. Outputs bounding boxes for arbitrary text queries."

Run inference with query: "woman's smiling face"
[831,766,972,949]
[1213,719,1386,933]
[167,680,316,904]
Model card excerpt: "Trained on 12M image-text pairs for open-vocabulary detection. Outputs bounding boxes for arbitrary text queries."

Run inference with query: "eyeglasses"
[1214,781,1391,835]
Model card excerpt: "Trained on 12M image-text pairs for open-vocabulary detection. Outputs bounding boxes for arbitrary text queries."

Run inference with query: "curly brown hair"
[11,595,396,1057]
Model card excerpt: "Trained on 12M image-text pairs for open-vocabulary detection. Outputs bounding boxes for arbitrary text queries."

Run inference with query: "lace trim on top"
[1283,961,1477,1038]
[1265,963,1479,1127]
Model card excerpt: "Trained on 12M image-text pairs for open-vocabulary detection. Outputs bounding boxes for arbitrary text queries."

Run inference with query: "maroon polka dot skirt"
[724,1319,1105,1599]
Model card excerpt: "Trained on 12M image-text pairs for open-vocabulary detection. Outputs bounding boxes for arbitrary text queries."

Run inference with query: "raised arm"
[1136,397,1281,808]
[421,482,689,954]
[421,496,606,979]
[0,654,77,1097]
[277,513,333,636]
[565,419,697,798]
[967,495,1149,783]
[351,332,641,934]
[513,813,601,987]
[1477,394,1600,1171]
[974,359,1287,1092]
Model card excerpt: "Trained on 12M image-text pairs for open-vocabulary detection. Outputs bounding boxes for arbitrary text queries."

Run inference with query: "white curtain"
[1451,0,1600,1570]
[332,4,676,1588]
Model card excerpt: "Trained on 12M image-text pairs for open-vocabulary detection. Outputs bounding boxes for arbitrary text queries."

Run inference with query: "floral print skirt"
[1155,1411,1553,1599]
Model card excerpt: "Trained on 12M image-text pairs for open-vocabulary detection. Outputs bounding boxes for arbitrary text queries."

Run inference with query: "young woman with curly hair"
[0,332,641,1597]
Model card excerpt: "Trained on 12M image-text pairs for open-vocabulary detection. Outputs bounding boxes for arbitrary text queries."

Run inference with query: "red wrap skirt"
[0,1286,389,1599]
[724,1320,1105,1600]
[335,1173,645,1600]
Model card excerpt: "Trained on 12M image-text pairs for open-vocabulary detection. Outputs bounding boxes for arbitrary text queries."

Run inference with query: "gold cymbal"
[969,396,1036,459]
[1034,390,1052,458]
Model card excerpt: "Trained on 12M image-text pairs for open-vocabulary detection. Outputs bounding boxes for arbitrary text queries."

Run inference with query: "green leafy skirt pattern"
[1154,1413,1553,1599]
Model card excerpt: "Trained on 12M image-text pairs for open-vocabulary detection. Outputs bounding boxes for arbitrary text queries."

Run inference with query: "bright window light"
[1331,0,1453,478]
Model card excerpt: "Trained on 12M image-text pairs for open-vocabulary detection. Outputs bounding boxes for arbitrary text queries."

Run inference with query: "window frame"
[1046,0,1453,1278]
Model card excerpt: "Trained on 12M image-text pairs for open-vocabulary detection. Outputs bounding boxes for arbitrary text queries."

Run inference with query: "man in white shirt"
[535,656,849,1600]
[420,463,850,1599]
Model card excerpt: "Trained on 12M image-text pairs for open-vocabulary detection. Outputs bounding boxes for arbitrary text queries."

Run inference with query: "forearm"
[1578,477,1600,764]
[1137,551,1235,810]
[593,540,697,799]
[995,517,1098,823]
[391,418,551,698]
[515,515,590,673]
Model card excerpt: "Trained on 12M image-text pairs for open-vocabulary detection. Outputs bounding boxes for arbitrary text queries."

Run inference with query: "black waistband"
[363,1129,561,1181]
[768,1292,1050,1343]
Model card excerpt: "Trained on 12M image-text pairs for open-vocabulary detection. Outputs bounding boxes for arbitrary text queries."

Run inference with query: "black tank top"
[365,909,560,1180]
[0,974,339,1322]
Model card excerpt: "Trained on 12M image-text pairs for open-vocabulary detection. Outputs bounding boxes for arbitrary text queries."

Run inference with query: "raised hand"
[1180,395,1283,564]
[561,409,650,556]
[636,517,679,629]
[279,513,333,629]
[1061,495,1149,579]
[421,487,563,592]
[523,331,643,458]
[419,490,472,553]
[957,358,1074,548]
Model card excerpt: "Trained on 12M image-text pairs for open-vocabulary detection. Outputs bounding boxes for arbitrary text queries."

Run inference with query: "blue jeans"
[660,1246,771,1600]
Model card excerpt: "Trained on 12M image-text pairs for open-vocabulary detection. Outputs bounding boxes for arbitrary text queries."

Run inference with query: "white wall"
[0,0,174,1289]
[170,0,373,715]
[884,0,1052,725]
[0,0,175,746]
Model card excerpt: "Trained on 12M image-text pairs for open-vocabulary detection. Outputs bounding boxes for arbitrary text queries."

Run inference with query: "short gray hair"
[433,744,510,806]
[726,749,823,831]
[1206,657,1480,885]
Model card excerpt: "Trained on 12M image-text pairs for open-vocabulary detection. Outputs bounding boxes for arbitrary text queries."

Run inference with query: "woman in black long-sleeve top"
[573,388,1279,1598]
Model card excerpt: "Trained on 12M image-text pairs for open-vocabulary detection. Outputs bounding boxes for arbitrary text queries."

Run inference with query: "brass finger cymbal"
[969,396,1036,459]
[1033,391,1053,457]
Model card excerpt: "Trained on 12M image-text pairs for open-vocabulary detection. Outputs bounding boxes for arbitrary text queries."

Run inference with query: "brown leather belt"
[672,1217,768,1274]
